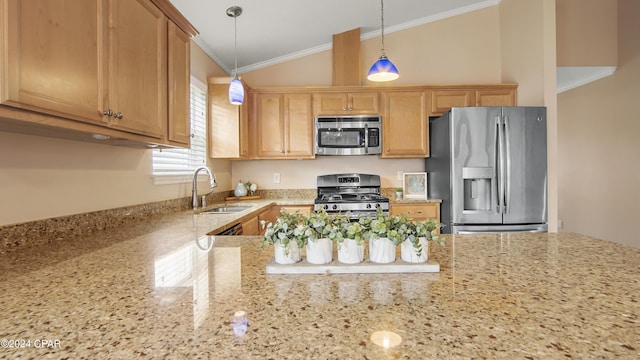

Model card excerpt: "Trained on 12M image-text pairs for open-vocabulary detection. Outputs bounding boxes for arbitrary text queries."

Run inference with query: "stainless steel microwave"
[314,115,382,156]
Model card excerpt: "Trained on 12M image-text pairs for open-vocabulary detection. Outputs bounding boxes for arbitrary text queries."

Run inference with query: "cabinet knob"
[103,109,113,117]
[386,148,390,152]
[115,112,123,119]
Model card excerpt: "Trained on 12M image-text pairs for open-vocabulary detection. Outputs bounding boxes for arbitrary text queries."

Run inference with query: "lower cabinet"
[277,205,313,215]
[390,203,441,234]
[241,216,259,236]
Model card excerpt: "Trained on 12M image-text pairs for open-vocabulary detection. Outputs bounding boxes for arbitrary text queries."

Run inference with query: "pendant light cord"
[380,0,386,55]
[234,15,238,78]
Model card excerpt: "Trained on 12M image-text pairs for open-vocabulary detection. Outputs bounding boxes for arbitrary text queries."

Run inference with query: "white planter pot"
[306,238,333,264]
[369,237,396,263]
[337,239,364,264]
[273,240,302,264]
[400,237,429,263]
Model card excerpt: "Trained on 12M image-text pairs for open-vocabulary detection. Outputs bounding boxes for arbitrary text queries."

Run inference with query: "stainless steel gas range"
[313,173,389,219]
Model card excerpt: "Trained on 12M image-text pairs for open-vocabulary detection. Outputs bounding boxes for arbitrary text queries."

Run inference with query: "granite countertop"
[1,210,639,359]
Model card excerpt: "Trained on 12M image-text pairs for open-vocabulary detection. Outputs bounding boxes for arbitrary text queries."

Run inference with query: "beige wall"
[556,0,617,66]
[558,0,639,248]
[0,42,229,226]
[242,7,503,87]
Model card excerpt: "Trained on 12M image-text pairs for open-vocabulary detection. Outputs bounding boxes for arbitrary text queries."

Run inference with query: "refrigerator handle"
[495,116,503,213]
[504,116,511,214]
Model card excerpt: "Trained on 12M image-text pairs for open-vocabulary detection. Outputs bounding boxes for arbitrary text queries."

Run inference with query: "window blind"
[152,80,207,179]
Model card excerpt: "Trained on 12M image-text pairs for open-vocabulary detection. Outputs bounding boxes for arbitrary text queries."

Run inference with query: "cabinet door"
[254,93,285,157]
[390,203,440,234]
[313,93,348,114]
[348,92,379,114]
[1,0,107,125]
[284,93,314,158]
[167,21,190,146]
[241,216,259,235]
[313,92,379,115]
[430,89,474,115]
[209,81,241,158]
[107,0,166,138]
[382,91,429,158]
[475,89,516,107]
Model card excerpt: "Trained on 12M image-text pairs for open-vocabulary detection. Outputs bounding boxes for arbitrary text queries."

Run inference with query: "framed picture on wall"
[403,172,428,199]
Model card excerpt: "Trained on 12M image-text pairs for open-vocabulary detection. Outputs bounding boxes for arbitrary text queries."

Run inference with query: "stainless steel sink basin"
[201,205,251,214]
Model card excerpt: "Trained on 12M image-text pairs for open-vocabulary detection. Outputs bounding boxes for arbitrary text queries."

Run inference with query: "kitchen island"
[0,210,638,359]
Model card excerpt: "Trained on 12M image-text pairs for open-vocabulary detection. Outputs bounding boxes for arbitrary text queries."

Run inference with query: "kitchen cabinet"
[208,78,250,158]
[430,90,475,115]
[257,205,278,235]
[475,88,517,107]
[241,216,260,236]
[252,92,314,159]
[429,86,517,116]
[0,0,196,146]
[381,91,429,158]
[390,203,441,234]
[167,21,191,146]
[278,205,313,215]
[313,91,379,115]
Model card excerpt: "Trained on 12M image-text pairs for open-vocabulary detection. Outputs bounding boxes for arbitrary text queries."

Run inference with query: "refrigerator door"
[502,107,547,224]
[450,107,503,225]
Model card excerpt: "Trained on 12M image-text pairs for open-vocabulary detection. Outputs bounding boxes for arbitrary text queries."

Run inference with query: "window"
[152,78,207,182]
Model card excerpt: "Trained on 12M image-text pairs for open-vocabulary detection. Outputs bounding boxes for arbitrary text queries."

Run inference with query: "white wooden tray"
[266,257,440,275]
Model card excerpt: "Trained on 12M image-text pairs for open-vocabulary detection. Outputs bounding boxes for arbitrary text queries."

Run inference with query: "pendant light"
[367,0,399,82]
[227,6,244,105]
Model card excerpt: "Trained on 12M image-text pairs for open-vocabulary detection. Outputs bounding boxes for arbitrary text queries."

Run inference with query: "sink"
[201,205,251,214]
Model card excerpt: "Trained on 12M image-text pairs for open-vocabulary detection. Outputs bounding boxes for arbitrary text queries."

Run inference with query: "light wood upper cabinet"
[429,85,517,116]
[167,21,191,146]
[1,0,107,125]
[475,88,517,107]
[252,92,314,159]
[106,0,166,139]
[208,78,250,159]
[313,92,379,115]
[382,91,429,158]
[0,0,196,146]
[430,90,475,115]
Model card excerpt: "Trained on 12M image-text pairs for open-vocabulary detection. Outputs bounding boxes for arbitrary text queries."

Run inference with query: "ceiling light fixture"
[367,0,399,82]
[227,6,244,105]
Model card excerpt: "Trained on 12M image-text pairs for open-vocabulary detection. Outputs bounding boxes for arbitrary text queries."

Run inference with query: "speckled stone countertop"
[1,206,639,358]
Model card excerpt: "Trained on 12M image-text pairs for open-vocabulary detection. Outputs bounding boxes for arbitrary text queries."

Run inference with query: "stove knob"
[332,204,338,210]
[323,204,329,210]
[375,203,381,208]
[366,203,372,209]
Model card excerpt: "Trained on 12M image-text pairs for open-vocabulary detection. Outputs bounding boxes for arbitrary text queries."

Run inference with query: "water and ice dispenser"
[462,167,493,212]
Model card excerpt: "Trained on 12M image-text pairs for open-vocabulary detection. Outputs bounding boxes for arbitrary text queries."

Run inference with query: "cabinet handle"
[115,112,123,119]
[103,109,113,117]
[407,211,423,215]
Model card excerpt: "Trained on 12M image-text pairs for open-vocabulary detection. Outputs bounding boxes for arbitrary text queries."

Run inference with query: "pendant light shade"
[227,6,244,105]
[229,76,244,105]
[367,0,399,82]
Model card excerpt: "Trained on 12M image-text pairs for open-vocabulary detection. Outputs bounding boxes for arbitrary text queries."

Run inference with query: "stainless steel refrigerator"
[426,107,547,234]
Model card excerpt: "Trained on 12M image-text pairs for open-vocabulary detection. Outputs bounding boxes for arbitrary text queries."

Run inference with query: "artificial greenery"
[261,209,308,252]
[404,218,444,257]
[366,208,409,245]
[305,210,348,243]
[261,208,446,253]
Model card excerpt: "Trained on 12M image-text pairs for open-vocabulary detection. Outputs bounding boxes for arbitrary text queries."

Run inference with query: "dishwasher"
[215,223,243,235]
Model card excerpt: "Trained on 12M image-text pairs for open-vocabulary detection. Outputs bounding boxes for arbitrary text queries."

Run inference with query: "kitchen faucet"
[192,166,217,209]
